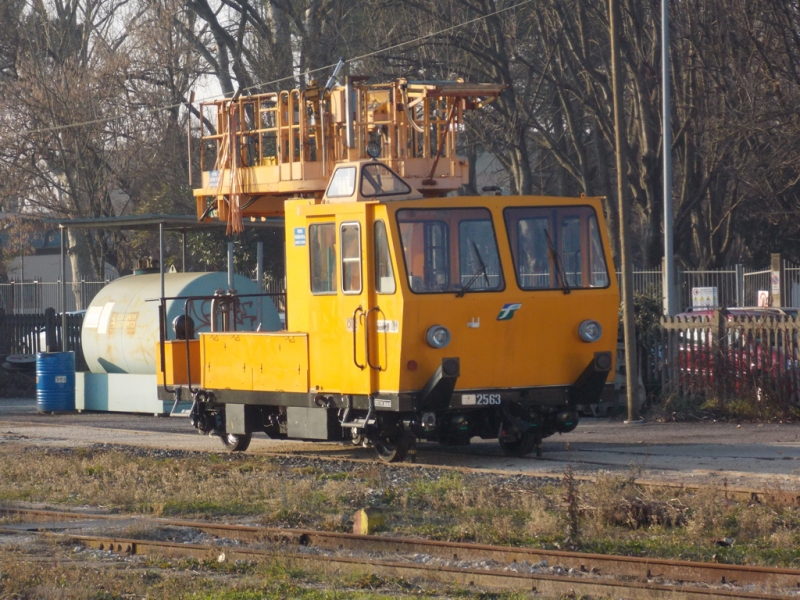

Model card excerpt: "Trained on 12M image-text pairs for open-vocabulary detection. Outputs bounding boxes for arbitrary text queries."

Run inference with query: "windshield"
[397,208,504,294]
[504,206,609,290]
[361,163,411,197]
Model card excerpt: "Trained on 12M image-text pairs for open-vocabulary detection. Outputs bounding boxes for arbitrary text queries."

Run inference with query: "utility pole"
[609,0,639,421]
[662,0,677,315]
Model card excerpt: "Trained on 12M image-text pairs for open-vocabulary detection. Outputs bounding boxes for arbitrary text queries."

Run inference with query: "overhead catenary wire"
[20,0,533,137]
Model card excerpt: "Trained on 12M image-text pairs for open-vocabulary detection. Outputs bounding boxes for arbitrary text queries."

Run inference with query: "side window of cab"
[309,223,337,294]
[374,220,396,294]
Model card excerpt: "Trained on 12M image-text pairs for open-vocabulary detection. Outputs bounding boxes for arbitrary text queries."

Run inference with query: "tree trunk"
[67,229,97,310]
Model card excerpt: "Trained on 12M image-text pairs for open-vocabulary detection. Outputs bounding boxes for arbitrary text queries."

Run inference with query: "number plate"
[462,394,502,406]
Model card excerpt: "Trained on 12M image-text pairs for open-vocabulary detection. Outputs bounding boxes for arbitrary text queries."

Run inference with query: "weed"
[563,465,579,544]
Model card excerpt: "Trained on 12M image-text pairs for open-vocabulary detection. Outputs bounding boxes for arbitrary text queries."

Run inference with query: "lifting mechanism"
[192,76,504,231]
[161,70,620,462]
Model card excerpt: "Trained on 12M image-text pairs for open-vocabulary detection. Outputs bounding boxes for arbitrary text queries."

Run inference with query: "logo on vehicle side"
[496,303,522,321]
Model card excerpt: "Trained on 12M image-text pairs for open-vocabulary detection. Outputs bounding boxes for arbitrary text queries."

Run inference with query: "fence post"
[771,254,784,307]
[735,264,744,307]
[0,308,6,354]
[44,307,57,352]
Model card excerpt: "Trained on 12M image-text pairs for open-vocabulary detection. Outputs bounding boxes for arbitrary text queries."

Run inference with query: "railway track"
[1,506,796,599]
[2,418,799,507]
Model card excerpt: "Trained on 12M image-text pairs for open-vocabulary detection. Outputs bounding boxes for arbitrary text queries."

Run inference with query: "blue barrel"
[36,352,76,412]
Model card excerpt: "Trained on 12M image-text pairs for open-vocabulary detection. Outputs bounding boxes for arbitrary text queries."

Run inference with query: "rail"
[0,507,793,598]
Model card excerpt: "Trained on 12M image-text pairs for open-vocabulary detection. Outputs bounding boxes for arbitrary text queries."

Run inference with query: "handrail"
[158,301,175,395]
[364,305,383,371]
[352,305,365,370]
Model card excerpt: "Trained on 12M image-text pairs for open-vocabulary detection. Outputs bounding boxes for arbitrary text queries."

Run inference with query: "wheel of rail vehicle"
[498,432,539,458]
[221,433,252,452]
[371,432,409,463]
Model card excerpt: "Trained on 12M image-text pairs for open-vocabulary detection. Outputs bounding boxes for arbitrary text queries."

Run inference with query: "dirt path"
[2,397,800,490]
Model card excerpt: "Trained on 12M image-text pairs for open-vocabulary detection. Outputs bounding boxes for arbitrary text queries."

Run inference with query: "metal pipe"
[325,58,345,92]
[345,77,355,149]
[60,226,67,352]
[320,98,328,176]
[159,222,165,301]
[182,230,187,272]
[187,91,195,187]
[227,242,234,290]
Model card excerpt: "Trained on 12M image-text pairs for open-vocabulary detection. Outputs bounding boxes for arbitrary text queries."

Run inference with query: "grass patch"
[161,499,263,517]
[0,444,799,571]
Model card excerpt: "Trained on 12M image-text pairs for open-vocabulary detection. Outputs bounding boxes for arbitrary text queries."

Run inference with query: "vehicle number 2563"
[462,393,502,406]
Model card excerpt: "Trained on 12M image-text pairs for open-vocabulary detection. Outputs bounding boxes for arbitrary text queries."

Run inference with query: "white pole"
[256,240,263,330]
[663,0,677,315]
[159,222,165,301]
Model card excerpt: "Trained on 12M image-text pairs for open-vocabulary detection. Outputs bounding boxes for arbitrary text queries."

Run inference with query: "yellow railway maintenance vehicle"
[158,74,620,462]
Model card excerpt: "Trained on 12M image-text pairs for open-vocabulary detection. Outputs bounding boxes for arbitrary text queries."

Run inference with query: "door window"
[309,223,337,294]
[374,220,396,294]
[341,222,362,294]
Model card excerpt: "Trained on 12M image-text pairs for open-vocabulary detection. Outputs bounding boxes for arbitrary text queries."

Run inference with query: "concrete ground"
[1,397,799,490]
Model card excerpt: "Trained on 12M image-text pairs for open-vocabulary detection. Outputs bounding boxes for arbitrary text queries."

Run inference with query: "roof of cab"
[322,160,424,204]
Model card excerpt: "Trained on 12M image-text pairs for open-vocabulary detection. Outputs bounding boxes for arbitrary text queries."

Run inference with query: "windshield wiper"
[456,241,490,297]
[544,229,571,295]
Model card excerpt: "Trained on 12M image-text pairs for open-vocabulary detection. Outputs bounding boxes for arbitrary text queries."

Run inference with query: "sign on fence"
[692,286,718,308]
[758,290,769,307]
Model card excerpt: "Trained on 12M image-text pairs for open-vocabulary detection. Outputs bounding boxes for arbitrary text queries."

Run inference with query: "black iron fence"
[0,311,87,370]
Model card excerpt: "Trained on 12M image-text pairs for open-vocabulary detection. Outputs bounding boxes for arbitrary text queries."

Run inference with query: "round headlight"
[426,325,451,348]
[578,320,603,343]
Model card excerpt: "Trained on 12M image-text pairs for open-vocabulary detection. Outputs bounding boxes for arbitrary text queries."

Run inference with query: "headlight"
[578,320,603,343]
[426,325,451,348]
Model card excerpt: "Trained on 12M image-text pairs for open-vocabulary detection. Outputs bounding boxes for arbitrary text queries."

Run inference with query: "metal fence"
[3,260,799,316]
[618,259,800,310]
[0,312,87,370]
[680,268,739,311]
[0,281,108,314]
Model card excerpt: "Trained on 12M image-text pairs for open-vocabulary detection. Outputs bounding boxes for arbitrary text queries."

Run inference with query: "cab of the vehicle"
[284,160,619,407]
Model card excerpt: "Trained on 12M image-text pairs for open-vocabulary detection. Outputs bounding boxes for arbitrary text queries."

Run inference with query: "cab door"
[338,207,375,395]
[305,203,374,396]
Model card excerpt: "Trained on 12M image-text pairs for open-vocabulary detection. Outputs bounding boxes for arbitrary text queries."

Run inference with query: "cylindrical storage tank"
[36,351,76,412]
[81,272,282,374]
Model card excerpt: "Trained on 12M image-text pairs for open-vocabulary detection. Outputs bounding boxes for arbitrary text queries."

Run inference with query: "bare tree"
[0,0,139,306]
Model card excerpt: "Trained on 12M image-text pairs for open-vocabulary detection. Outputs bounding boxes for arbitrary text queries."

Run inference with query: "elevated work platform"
[191,78,504,228]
